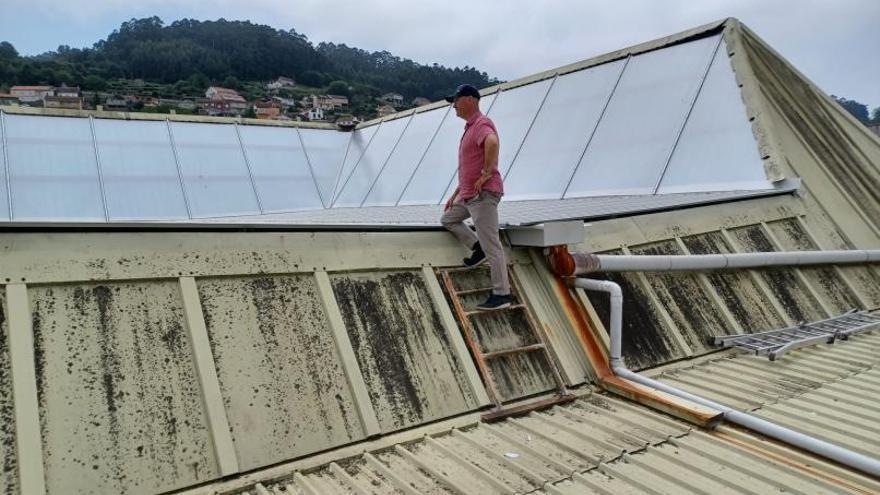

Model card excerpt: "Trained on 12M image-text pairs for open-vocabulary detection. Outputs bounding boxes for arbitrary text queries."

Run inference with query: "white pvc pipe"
[573,277,880,478]
[569,249,880,274]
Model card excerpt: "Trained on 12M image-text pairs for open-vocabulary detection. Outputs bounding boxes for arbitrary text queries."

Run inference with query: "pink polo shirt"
[458,111,503,201]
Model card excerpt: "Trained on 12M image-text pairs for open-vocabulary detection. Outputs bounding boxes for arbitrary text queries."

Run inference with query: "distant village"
[0,76,436,127]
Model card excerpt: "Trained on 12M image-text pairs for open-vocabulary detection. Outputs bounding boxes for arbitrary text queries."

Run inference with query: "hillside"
[0,17,499,118]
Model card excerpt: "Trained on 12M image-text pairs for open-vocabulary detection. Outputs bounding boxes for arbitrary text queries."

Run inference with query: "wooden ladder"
[439,265,575,420]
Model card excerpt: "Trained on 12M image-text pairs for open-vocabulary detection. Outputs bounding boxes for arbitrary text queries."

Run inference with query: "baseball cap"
[444,84,481,102]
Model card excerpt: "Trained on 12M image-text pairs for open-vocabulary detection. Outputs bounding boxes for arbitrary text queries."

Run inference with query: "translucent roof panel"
[238,126,323,212]
[504,59,626,201]
[332,115,411,207]
[169,122,260,218]
[4,114,105,221]
[362,107,448,207]
[299,128,351,206]
[93,119,189,220]
[657,40,769,193]
[399,93,498,206]
[565,34,721,198]
[489,78,554,177]
[0,114,9,220]
[333,124,379,202]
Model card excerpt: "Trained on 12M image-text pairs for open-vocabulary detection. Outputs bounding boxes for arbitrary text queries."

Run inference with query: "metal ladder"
[713,310,880,361]
[439,265,574,420]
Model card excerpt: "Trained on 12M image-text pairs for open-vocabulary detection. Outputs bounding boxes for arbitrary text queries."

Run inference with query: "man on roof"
[441,84,512,310]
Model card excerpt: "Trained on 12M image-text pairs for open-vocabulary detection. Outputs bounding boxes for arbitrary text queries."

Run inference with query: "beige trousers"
[440,191,510,295]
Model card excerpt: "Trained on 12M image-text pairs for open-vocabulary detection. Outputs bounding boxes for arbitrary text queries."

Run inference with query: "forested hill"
[0,16,498,101]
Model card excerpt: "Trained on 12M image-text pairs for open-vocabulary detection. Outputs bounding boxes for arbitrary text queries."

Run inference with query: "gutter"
[549,246,880,478]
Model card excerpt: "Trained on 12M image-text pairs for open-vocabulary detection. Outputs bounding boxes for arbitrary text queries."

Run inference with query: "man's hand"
[445,187,460,211]
[473,173,491,193]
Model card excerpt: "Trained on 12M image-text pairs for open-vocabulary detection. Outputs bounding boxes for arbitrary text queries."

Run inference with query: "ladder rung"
[791,327,832,336]
[852,315,880,323]
[741,336,786,346]
[454,287,494,296]
[813,321,849,331]
[441,265,493,274]
[837,321,880,337]
[465,304,526,317]
[482,343,546,359]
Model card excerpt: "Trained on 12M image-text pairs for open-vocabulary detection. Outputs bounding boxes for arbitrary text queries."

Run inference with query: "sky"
[1,0,877,110]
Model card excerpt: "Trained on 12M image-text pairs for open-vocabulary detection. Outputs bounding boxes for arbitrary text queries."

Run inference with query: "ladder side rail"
[769,333,839,361]
[440,270,504,408]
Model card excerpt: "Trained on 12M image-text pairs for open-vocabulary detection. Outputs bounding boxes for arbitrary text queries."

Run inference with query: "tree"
[187,72,209,92]
[872,107,880,125]
[0,41,18,60]
[1,16,499,117]
[326,80,351,97]
[832,95,870,123]
[83,75,107,91]
[222,75,241,89]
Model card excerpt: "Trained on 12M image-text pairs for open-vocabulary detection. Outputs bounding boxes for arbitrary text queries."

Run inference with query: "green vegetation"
[0,17,499,119]
[833,96,880,126]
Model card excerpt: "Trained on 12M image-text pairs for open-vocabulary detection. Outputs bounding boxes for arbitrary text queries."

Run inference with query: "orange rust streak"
[552,276,612,379]
[712,430,877,495]
[553,273,720,425]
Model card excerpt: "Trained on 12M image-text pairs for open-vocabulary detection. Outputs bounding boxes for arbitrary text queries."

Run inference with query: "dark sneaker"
[476,294,513,311]
[463,243,487,267]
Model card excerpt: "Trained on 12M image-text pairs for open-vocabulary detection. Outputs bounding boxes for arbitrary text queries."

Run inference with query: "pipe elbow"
[547,246,601,276]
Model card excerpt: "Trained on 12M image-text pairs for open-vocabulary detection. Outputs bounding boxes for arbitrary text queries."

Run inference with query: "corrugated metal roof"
[536,428,880,495]
[184,392,880,495]
[231,393,688,494]
[650,328,880,458]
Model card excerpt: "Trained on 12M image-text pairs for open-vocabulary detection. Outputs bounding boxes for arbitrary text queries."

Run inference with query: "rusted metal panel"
[516,257,592,385]
[682,231,787,331]
[197,274,367,471]
[29,281,217,494]
[630,240,733,354]
[330,270,481,432]
[585,270,688,371]
[580,248,687,371]
[728,225,827,322]
[0,292,18,495]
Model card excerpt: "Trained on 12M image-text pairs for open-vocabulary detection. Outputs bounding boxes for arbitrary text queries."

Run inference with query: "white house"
[267,76,296,90]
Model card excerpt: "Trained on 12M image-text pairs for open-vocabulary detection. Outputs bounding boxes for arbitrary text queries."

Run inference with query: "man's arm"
[474,133,499,192]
